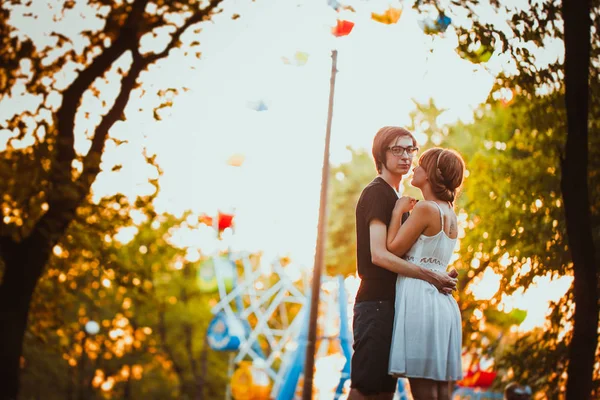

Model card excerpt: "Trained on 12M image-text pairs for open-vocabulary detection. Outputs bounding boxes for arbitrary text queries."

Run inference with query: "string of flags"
[244,1,494,113]
[199,211,235,234]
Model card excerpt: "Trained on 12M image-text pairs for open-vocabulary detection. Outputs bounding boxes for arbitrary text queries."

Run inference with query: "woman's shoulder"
[409,201,439,223]
[413,200,438,213]
[416,200,456,215]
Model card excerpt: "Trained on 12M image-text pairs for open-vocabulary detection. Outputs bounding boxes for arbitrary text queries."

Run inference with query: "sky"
[125,0,500,261]
[2,0,569,331]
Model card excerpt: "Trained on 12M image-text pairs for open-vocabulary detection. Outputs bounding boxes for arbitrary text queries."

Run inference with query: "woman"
[387,147,465,400]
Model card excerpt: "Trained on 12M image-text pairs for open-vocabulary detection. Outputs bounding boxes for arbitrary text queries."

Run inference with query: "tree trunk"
[562,1,599,399]
[198,332,209,400]
[0,239,50,400]
[158,307,186,396]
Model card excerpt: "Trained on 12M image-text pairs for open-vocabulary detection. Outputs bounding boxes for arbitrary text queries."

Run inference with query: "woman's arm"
[387,201,406,249]
[387,200,431,257]
[370,220,457,294]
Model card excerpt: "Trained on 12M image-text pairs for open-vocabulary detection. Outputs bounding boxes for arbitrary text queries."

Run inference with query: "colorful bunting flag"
[418,13,452,35]
[281,51,309,66]
[332,19,355,37]
[198,213,213,227]
[327,0,355,12]
[218,211,234,232]
[247,100,268,111]
[436,14,451,32]
[371,7,402,25]
[327,0,342,11]
[227,153,245,167]
[198,211,235,232]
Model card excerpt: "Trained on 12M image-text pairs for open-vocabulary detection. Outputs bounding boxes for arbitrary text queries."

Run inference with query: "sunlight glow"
[468,267,501,300]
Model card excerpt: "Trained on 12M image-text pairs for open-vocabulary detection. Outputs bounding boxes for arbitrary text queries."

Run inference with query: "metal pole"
[302,49,338,400]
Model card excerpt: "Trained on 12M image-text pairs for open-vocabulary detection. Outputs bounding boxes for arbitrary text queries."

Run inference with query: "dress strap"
[431,201,444,230]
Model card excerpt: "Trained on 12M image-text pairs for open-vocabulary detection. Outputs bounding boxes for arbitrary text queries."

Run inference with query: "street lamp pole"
[302,48,338,400]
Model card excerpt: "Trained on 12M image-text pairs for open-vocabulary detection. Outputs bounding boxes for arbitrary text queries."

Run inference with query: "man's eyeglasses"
[387,145,419,157]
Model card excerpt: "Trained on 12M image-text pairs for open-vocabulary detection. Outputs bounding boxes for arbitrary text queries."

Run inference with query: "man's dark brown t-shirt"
[355,176,406,303]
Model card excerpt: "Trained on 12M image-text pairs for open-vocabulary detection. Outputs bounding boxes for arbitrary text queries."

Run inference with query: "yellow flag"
[294,51,309,66]
[371,7,402,25]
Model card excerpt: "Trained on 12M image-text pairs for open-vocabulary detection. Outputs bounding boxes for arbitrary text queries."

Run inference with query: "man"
[349,126,458,399]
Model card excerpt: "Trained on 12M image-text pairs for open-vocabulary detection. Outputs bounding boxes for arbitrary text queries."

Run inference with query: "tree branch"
[47,0,149,208]
[144,0,224,64]
[79,59,145,190]
[30,59,145,247]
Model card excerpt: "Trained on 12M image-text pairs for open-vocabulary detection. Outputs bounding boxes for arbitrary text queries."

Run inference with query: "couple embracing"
[349,126,465,400]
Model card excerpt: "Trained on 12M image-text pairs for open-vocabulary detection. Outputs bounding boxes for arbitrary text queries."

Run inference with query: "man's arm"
[370,220,456,293]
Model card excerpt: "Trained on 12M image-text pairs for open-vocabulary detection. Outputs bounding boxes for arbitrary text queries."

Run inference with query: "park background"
[0,0,598,399]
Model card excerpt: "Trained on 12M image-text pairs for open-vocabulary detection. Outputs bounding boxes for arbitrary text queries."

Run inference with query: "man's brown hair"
[372,126,417,174]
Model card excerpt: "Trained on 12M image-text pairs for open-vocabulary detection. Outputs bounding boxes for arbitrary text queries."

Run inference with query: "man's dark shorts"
[351,300,397,395]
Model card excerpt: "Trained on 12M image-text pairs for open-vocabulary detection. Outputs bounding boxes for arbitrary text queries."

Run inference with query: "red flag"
[332,19,354,37]
[218,212,234,231]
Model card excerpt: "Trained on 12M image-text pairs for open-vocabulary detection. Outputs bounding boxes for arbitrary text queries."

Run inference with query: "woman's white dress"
[388,202,463,381]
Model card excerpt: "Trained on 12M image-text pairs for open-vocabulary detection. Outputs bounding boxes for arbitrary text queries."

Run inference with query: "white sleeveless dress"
[388,202,463,381]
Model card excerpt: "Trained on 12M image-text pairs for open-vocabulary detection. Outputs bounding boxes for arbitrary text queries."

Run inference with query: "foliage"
[18,210,231,399]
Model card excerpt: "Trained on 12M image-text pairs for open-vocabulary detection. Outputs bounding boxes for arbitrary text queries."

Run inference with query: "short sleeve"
[358,184,391,226]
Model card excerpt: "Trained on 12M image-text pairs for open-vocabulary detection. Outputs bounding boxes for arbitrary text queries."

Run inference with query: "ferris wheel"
[197,209,355,399]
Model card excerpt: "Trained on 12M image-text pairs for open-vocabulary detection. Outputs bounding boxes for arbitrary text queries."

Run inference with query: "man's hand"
[443,268,459,294]
[425,269,457,295]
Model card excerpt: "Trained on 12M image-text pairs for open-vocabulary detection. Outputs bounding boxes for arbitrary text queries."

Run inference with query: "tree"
[447,92,599,395]
[18,209,231,399]
[560,3,598,398]
[0,1,231,397]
